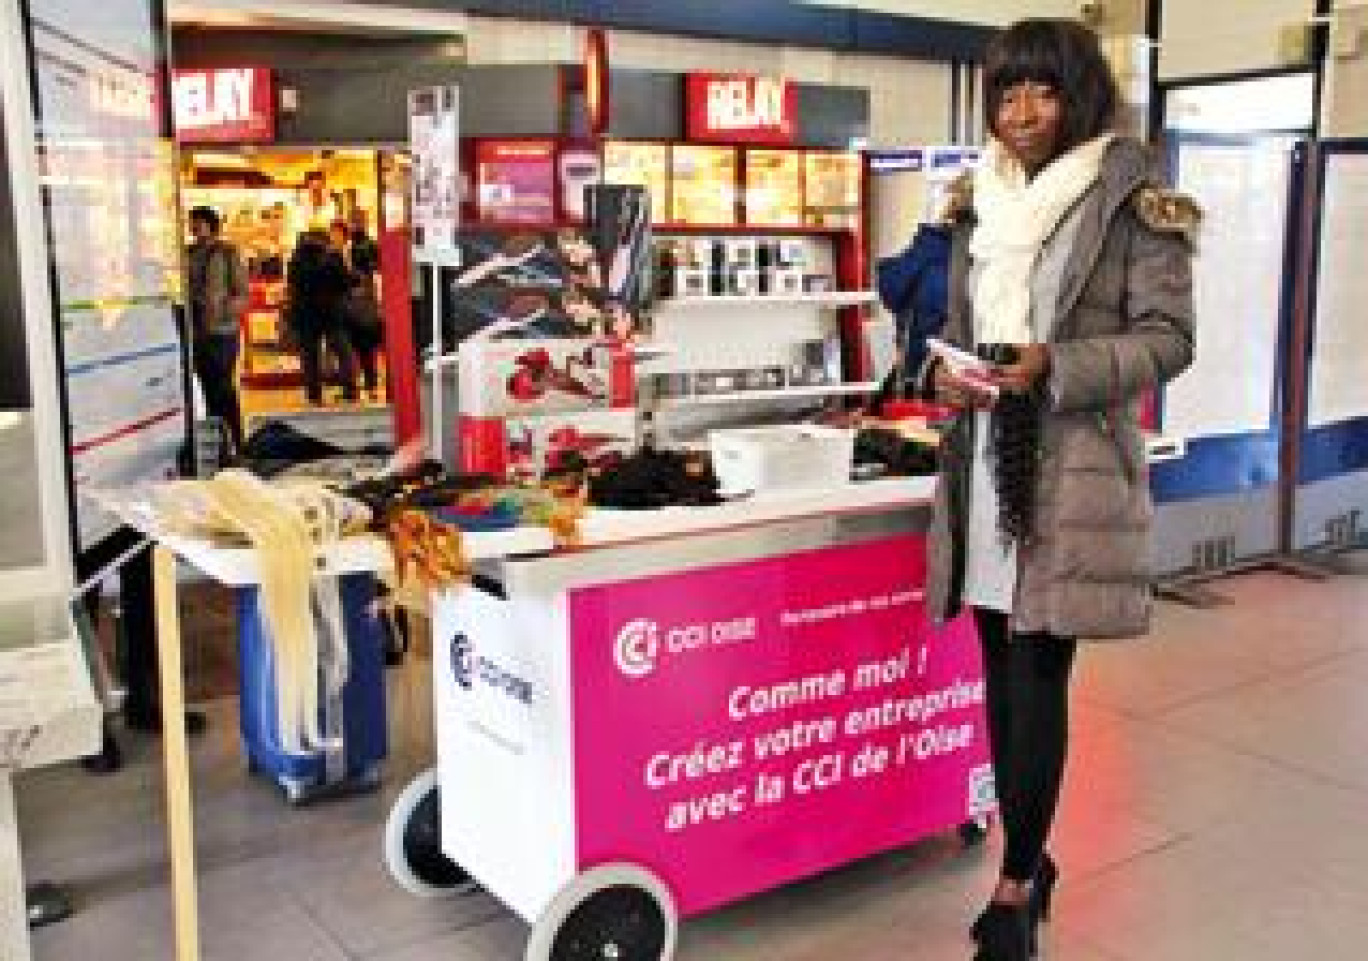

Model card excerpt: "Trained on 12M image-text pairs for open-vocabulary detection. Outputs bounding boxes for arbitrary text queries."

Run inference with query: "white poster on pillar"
[1162,139,1293,440]
[1308,153,1368,428]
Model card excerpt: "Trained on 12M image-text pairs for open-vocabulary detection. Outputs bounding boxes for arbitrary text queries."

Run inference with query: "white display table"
[386,477,993,961]
[122,478,942,961]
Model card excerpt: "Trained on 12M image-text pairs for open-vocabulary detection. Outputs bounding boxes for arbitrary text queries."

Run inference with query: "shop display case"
[803,150,862,230]
[603,141,669,224]
[744,149,803,227]
[669,145,738,225]
[453,137,874,454]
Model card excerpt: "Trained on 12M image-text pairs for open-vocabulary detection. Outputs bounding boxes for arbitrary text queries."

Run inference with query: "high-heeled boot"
[972,903,1031,961]
[971,854,1058,953]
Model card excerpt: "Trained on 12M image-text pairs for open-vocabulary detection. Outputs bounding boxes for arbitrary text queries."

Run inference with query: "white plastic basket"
[709,424,855,494]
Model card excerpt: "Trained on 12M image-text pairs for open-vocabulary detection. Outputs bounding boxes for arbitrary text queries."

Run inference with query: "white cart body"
[429,479,994,926]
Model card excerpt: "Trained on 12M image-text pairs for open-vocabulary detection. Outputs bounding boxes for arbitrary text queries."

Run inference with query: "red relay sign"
[172,67,275,143]
[686,73,797,145]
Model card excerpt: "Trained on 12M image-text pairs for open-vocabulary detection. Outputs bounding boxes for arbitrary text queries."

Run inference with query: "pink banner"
[569,534,992,915]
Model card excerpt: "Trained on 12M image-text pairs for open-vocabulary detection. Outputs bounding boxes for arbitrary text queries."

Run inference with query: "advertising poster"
[603,141,669,225]
[558,146,603,222]
[584,184,654,326]
[439,228,611,351]
[1164,138,1291,439]
[569,535,991,914]
[26,0,187,551]
[804,151,861,229]
[744,149,803,226]
[408,86,459,253]
[475,140,556,224]
[671,145,738,225]
[1308,152,1368,428]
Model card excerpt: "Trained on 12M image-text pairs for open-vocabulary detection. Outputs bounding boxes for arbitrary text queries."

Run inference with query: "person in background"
[300,169,339,232]
[877,220,952,382]
[918,20,1197,960]
[186,205,248,453]
[287,228,357,405]
[334,216,384,400]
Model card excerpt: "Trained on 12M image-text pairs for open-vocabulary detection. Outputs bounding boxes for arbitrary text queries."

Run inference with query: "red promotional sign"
[171,67,275,143]
[686,72,797,145]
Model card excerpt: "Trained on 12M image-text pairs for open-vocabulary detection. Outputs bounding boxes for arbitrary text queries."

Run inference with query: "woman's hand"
[934,361,996,410]
[990,343,1050,395]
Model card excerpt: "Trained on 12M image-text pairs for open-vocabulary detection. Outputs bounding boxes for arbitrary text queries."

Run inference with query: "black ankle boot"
[971,855,1059,953]
[1029,854,1058,926]
[972,903,1030,961]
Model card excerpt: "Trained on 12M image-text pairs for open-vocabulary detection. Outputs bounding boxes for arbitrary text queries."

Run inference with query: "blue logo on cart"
[450,632,535,706]
[451,633,475,690]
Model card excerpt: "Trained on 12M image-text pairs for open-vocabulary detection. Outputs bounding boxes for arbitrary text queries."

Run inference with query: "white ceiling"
[796,0,1084,28]
[167,0,467,35]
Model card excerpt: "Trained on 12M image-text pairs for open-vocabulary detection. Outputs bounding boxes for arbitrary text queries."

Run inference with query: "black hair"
[985,18,1120,154]
[979,344,1045,545]
[188,205,221,232]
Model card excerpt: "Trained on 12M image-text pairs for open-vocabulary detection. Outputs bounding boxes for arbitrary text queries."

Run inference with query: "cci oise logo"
[614,619,660,678]
[451,632,475,690]
[613,614,758,678]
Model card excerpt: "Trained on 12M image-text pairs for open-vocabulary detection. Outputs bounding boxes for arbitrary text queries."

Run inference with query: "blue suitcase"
[237,572,388,803]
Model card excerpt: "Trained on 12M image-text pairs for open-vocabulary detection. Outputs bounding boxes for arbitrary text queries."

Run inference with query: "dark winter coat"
[924,137,1198,640]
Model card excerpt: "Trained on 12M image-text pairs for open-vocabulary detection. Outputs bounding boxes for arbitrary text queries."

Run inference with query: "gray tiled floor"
[17,562,1368,960]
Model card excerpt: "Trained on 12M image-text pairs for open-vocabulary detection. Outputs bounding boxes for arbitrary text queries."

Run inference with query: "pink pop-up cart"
[384,477,993,961]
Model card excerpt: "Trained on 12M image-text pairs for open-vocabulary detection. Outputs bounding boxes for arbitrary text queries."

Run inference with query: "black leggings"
[298,325,358,404]
[193,333,244,451]
[974,608,1078,883]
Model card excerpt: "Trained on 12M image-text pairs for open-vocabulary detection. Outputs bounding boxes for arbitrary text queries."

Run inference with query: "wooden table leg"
[153,546,201,961]
[0,774,33,961]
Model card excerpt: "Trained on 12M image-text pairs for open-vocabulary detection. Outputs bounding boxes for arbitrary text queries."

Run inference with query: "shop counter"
[387,476,993,961]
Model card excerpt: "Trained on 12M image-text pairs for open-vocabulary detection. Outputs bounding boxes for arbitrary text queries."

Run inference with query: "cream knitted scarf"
[970,134,1113,345]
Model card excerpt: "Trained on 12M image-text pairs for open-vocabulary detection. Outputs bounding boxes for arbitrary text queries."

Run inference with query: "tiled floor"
[16,562,1368,960]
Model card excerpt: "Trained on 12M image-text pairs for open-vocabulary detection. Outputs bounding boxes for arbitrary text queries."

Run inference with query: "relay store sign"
[570,535,993,915]
[172,67,274,143]
[686,72,797,144]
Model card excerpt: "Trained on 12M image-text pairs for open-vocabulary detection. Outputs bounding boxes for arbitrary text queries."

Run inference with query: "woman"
[335,218,384,400]
[920,20,1197,960]
[287,229,358,405]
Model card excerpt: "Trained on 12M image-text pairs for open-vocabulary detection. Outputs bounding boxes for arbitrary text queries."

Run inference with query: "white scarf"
[970,134,1113,345]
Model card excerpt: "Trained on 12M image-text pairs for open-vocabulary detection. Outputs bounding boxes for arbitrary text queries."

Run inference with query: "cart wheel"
[525,864,677,961]
[283,779,309,806]
[384,768,476,898]
[959,818,990,847]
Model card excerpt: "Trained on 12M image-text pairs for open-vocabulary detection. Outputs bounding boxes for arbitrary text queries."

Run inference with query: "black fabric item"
[974,608,1077,883]
[193,333,244,451]
[853,426,938,476]
[588,448,722,510]
[241,420,344,466]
